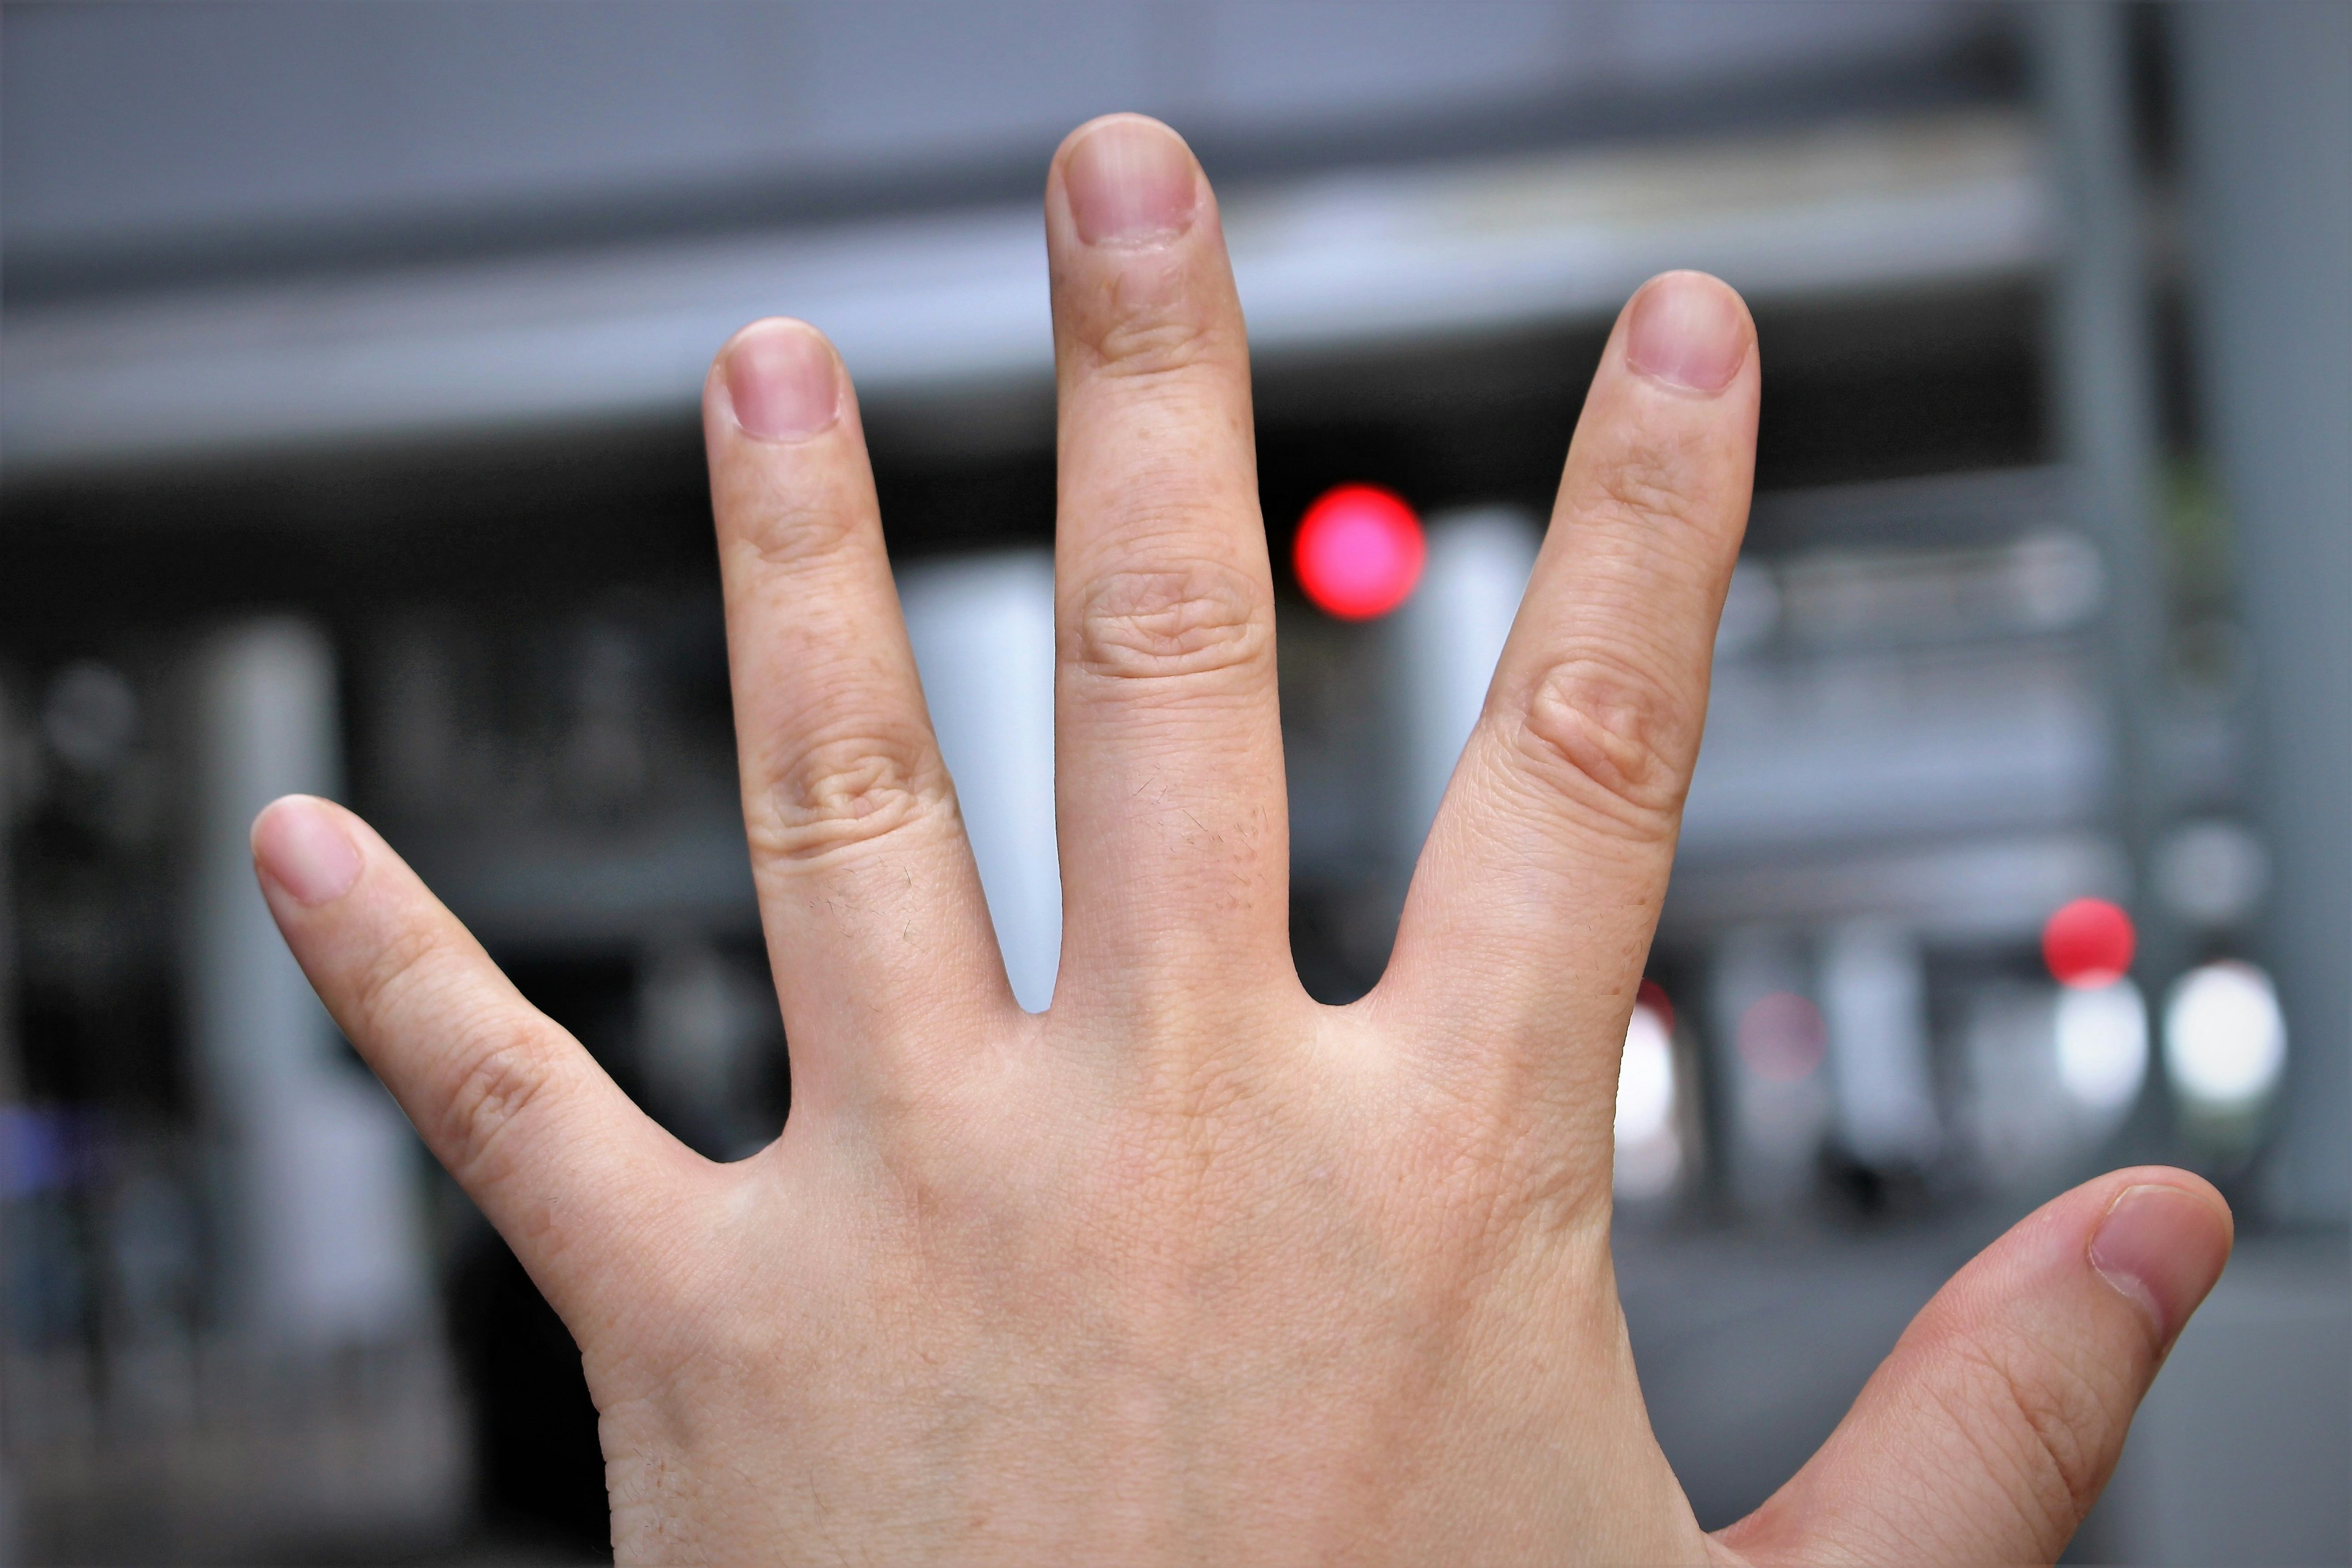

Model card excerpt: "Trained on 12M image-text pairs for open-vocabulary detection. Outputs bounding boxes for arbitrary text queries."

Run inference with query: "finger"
[1719,1168,2234,1568]
[251,795,698,1316]
[1381,273,1757,1133]
[706,319,1012,1104]
[1043,116,1292,1013]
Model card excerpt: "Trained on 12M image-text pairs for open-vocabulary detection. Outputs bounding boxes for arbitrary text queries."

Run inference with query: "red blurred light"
[1294,484,1425,620]
[1636,978,1675,1035]
[2043,897,2136,989]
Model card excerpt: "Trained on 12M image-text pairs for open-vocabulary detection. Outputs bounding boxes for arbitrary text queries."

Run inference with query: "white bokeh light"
[1615,1004,1681,1200]
[2165,960,2286,1108]
[2055,979,2148,1113]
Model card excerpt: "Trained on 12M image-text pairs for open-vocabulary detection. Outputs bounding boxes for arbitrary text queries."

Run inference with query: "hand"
[252,115,2232,1566]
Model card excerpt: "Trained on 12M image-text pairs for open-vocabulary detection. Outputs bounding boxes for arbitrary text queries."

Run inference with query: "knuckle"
[729,488,864,570]
[1075,270,1222,382]
[1579,432,1717,540]
[439,1023,556,1186]
[1941,1337,2113,1537]
[1506,650,1691,840]
[1072,559,1269,684]
[1993,1351,2109,1519]
[1089,314,1216,381]
[751,726,952,864]
[350,920,451,1030]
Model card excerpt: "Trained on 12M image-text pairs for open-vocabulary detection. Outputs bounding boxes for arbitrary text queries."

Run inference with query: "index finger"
[1378,273,1758,1152]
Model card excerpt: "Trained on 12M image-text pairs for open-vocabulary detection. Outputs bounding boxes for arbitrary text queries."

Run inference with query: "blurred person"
[244,116,2230,1566]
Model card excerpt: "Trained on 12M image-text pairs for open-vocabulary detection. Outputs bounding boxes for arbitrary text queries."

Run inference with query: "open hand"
[252,114,2232,1566]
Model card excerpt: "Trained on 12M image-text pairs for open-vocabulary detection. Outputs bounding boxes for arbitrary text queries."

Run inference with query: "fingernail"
[2090,1183,2232,1348]
[252,796,363,907]
[724,321,840,442]
[1624,271,1748,393]
[1064,116,1198,246]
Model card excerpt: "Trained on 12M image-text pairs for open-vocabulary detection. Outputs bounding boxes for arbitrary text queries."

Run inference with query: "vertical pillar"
[1709,926,1830,1216]
[2029,3,2181,1004]
[186,619,428,1343]
[1387,508,1542,863]
[1820,920,1940,1170]
[900,552,1062,1013]
[0,674,18,1107]
[2171,2,2352,1226]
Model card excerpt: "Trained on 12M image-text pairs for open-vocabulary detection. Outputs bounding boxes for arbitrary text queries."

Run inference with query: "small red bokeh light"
[1293,484,1425,620]
[2042,897,2136,989]
[1636,978,1675,1035]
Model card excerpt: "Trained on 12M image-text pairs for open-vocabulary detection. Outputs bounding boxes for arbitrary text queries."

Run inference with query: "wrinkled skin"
[253,115,2233,1566]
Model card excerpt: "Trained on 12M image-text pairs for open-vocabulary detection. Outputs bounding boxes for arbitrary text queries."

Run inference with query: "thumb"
[1716,1167,2233,1568]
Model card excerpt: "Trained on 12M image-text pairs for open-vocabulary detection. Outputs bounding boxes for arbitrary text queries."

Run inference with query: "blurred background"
[2,2,2345,1562]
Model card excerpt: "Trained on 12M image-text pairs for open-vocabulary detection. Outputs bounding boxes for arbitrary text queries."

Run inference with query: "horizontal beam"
[4,111,2041,475]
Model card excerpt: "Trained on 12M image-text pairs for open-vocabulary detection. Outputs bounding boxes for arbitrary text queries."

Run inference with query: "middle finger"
[1044,116,1293,1018]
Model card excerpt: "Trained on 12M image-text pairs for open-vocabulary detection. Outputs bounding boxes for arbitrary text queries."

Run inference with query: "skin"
[251,116,2234,1566]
